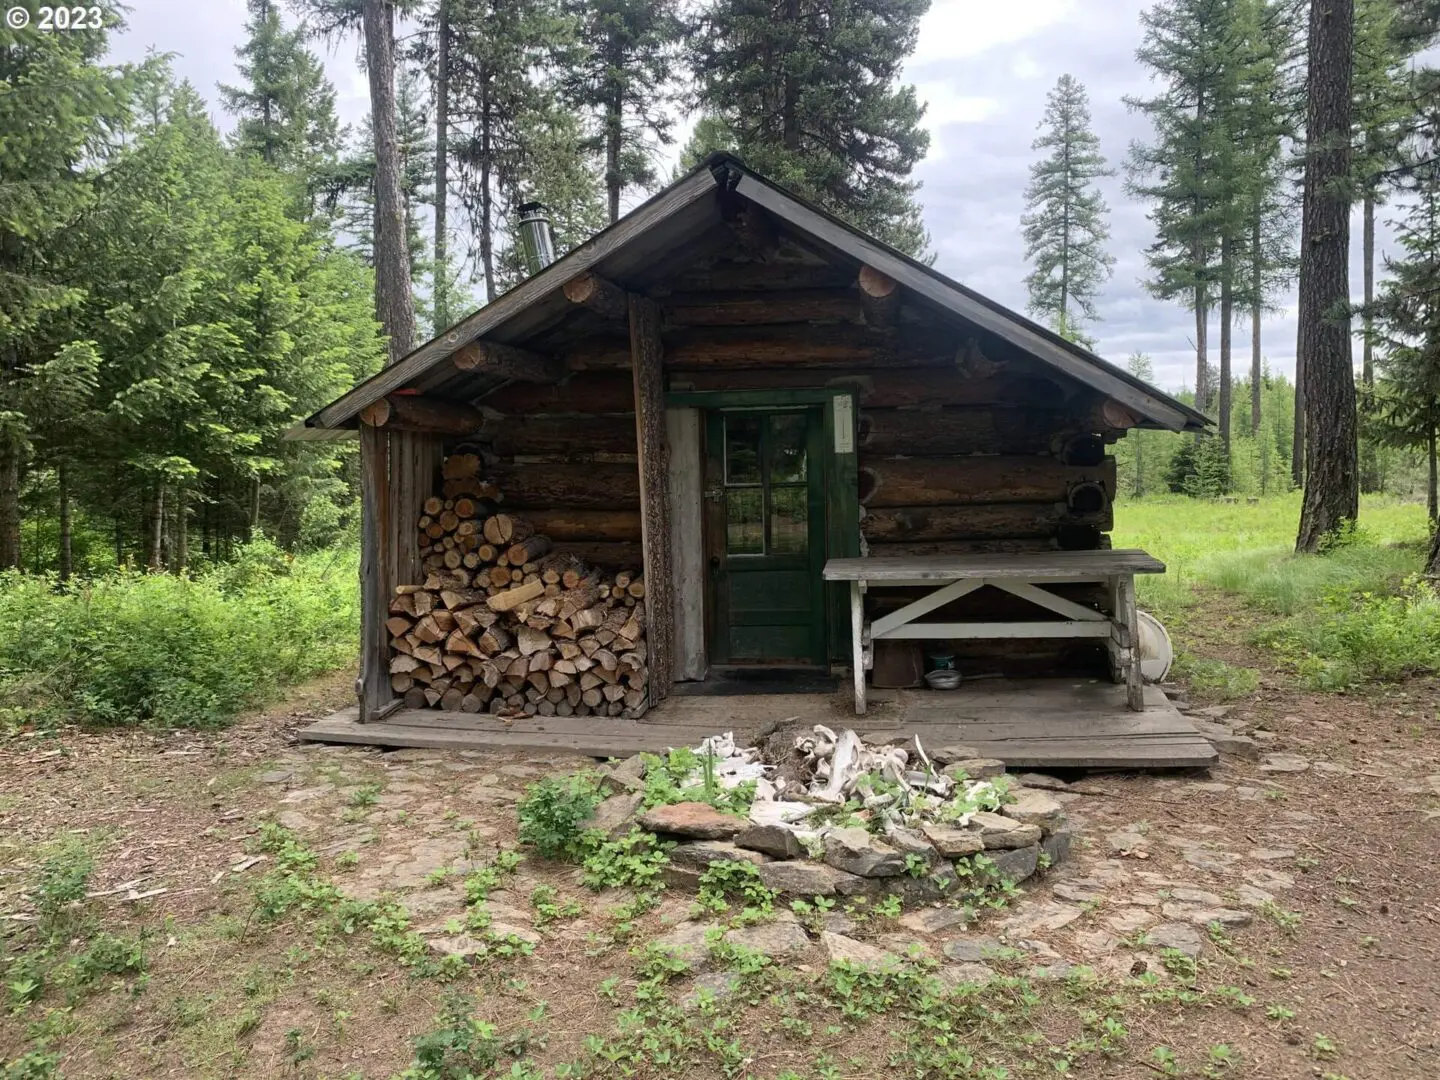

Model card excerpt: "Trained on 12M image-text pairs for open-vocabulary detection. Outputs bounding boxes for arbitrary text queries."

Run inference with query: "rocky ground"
[1,650,1439,1078]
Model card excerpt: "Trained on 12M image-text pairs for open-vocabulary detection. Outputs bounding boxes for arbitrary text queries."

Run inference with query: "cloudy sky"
[111,0,1384,394]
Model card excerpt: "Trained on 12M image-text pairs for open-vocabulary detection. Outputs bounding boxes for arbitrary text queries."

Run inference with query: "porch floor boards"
[298,678,1217,769]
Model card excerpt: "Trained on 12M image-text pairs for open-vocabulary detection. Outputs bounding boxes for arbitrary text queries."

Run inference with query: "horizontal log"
[483,371,637,415]
[662,289,862,327]
[520,508,642,543]
[549,540,645,570]
[857,455,1116,508]
[860,503,1112,543]
[863,533,1111,559]
[487,461,640,510]
[360,395,482,436]
[455,340,566,382]
[479,413,636,457]
[566,326,956,371]
[664,369,1074,409]
[858,265,899,328]
[666,259,859,293]
[563,272,628,319]
[859,406,1074,456]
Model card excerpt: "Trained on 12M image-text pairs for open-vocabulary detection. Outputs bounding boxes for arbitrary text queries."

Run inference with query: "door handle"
[709,555,721,573]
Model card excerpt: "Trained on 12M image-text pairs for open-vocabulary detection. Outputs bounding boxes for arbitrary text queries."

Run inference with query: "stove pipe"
[517,202,557,276]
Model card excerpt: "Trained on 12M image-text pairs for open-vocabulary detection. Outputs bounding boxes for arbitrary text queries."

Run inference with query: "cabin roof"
[300,152,1209,436]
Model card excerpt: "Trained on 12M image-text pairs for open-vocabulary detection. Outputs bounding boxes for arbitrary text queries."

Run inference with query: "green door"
[705,408,828,666]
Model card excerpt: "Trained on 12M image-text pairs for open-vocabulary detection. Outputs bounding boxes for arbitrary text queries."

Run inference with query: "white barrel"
[1135,610,1174,683]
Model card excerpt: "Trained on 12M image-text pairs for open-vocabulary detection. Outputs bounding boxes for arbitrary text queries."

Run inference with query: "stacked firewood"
[386,453,650,719]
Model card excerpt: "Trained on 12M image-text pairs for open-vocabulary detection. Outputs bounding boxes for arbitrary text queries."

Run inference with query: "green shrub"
[0,539,359,730]
[515,774,604,860]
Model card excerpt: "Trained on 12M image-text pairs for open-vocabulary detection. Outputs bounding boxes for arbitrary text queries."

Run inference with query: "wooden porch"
[298,678,1217,769]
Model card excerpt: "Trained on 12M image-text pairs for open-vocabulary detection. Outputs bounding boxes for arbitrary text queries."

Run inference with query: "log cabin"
[294,153,1216,768]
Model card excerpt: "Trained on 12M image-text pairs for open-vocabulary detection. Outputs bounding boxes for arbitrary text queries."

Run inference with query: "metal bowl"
[923,669,962,690]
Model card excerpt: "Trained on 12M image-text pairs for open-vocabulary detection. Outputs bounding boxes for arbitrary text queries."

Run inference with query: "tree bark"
[1428,421,1437,524]
[605,30,623,224]
[58,460,72,581]
[248,475,260,540]
[479,88,495,303]
[0,431,19,570]
[1218,231,1233,459]
[146,483,165,572]
[781,0,800,152]
[1193,290,1209,414]
[1360,191,1379,492]
[1292,349,1305,488]
[363,0,418,364]
[1251,212,1263,435]
[175,488,188,574]
[433,0,450,330]
[1295,0,1358,553]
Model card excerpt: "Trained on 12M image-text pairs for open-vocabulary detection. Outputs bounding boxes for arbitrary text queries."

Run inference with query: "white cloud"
[910,0,1077,67]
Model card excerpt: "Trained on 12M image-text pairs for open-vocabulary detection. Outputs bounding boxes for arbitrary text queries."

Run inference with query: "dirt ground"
[1,604,1438,1080]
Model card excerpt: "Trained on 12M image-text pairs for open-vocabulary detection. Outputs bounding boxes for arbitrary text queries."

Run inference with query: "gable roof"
[303,153,1208,434]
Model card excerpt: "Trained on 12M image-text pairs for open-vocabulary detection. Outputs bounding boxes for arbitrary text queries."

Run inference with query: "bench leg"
[850,580,866,715]
[1118,575,1144,711]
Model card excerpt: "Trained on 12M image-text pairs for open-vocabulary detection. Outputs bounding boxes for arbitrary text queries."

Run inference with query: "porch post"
[630,294,674,701]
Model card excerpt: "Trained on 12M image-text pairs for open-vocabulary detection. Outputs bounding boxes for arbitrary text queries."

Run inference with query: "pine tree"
[674,113,738,175]
[560,0,682,222]
[218,0,341,177]
[1295,0,1359,553]
[687,0,932,256]
[1020,75,1114,340]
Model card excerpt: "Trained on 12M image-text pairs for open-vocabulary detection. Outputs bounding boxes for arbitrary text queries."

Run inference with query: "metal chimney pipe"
[517,202,557,276]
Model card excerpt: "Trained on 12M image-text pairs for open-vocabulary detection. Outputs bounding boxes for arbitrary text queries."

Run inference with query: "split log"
[385,615,413,638]
[488,579,545,612]
[482,514,534,546]
[445,630,483,657]
[477,625,514,655]
[516,625,551,656]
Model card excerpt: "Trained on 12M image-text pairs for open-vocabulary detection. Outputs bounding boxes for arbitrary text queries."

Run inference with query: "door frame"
[666,387,860,668]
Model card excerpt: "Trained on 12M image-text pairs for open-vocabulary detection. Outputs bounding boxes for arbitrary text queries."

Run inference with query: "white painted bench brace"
[822,551,1167,715]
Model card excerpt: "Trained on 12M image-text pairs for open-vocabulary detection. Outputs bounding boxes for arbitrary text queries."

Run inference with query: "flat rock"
[669,841,771,875]
[1160,903,1253,928]
[735,824,805,859]
[1178,847,1242,874]
[985,844,1041,883]
[1052,880,1106,903]
[587,792,643,839]
[897,906,974,935]
[1001,791,1066,834]
[1259,753,1310,774]
[998,900,1083,936]
[757,861,866,897]
[820,931,900,969]
[886,827,938,857]
[1013,772,1070,791]
[598,754,647,795]
[257,769,295,784]
[639,802,745,840]
[970,812,1042,850]
[929,745,983,766]
[1235,883,1275,908]
[1041,829,1073,866]
[280,786,333,805]
[488,922,542,946]
[1145,922,1204,959]
[921,824,984,858]
[1249,847,1295,862]
[820,911,861,936]
[935,962,995,988]
[1199,731,1261,760]
[1103,907,1155,935]
[724,920,810,959]
[429,934,487,959]
[1073,930,1120,958]
[1167,887,1223,906]
[823,827,906,877]
[276,810,318,831]
[942,937,1002,963]
[942,758,1006,780]
[682,971,741,1008]
[652,921,720,970]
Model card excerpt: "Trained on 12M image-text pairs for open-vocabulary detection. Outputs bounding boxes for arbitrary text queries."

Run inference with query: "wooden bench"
[822,550,1167,715]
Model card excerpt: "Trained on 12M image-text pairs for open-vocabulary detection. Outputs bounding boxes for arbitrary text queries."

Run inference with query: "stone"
[1186,782,1232,794]
[1041,828,1073,867]
[668,840,770,875]
[885,827,938,858]
[639,802,745,840]
[466,784,522,805]
[281,786,333,804]
[986,845,1041,884]
[881,862,957,905]
[1028,962,1077,981]
[1189,704,1233,720]
[1249,847,1295,862]
[1073,930,1120,958]
[942,758,1006,781]
[921,824,985,858]
[820,911,861,936]
[682,971,741,1008]
[724,920,810,959]
[935,962,995,988]
[1161,904,1253,928]
[757,861,866,897]
[276,810,318,831]
[942,937,1001,963]
[823,827,907,877]
[1199,731,1261,760]
[258,769,295,784]
[970,812,1042,850]
[1178,847,1242,875]
[998,900,1083,936]
[898,906,974,935]
[929,744,983,765]
[587,792,643,839]
[652,921,720,970]
[1001,791,1066,834]
[1013,772,1070,791]
[1167,887,1223,906]
[1145,922,1204,959]
[820,932,900,969]
[1106,829,1148,855]
[488,922,542,946]
[598,754,647,795]
[1103,907,1155,935]
[385,749,445,763]
[1259,753,1310,774]
[735,824,805,859]
[1235,884,1275,909]
[1052,879,1106,903]
[429,934,487,959]
[499,764,543,779]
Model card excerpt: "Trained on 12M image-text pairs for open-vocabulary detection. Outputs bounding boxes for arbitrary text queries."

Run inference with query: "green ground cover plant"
[0,539,359,730]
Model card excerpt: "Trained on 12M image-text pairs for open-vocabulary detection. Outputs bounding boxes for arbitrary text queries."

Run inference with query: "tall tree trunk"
[1360,191,1379,492]
[0,431,19,570]
[175,488,188,574]
[479,93,495,303]
[146,483,165,572]
[433,0,450,330]
[1292,349,1305,488]
[1194,291,1209,414]
[1219,231,1233,458]
[1134,433,1144,498]
[248,475,261,540]
[606,83,623,223]
[781,0,800,151]
[363,0,418,364]
[58,460,71,582]
[1251,212,1263,435]
[1427,514,1440,576]
[1295,0,1358,553]
[1428,421,1437,524]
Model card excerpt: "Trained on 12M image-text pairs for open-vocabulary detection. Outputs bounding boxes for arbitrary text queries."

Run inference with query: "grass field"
[1115,494,1439,690]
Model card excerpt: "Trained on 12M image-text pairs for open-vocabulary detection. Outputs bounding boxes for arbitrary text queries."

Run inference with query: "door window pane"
[726,489,764,554]
[770,486,808,553]
[769,413,808,482]
[724,415,761,484]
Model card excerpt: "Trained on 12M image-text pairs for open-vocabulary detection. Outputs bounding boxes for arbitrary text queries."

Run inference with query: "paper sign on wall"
[833,395,854,454]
